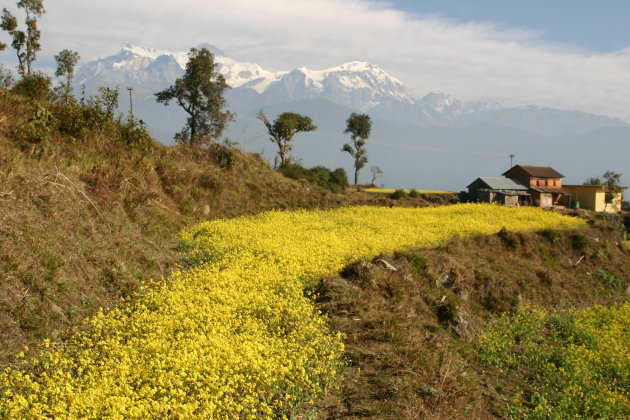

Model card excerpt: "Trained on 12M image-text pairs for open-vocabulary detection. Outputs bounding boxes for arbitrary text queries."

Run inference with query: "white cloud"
[2,0,630,119]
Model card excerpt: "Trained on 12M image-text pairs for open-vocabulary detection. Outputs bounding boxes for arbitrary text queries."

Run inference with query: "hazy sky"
[2,0,629,119]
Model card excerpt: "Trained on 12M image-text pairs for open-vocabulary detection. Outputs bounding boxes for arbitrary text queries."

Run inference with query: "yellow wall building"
[563,185,625,212]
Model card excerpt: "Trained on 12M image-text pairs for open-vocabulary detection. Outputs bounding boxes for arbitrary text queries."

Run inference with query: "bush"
[52,87,121,138]
[388,189,406,200]
[571,232,590,251]
[279,163,348,193]
[409,189,419,198]
[118,114,152,150]
[210,143,234,169]
[12,72,52,101]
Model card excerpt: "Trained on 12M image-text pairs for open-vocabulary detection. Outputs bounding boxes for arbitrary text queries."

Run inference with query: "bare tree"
[370,165,383,185]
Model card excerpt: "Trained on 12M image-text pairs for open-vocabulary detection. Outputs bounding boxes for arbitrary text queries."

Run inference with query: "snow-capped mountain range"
[77,43,415,112]
[76,43,626,137]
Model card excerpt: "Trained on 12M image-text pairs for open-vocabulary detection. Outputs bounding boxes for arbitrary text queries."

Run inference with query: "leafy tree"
[155,47,233,146]
[54,49,79,104]
[583,177,602,186]
[370,165,383,185]
[257,111,317,167]
[603,171,623,211]
[586,172,624,211]
[343,113,371,186]
[1,0,45,77]
[603,171,622,189]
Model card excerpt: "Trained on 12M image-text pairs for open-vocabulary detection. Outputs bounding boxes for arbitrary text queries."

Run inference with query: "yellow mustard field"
[0,204,584,419]
[364,187,453,194]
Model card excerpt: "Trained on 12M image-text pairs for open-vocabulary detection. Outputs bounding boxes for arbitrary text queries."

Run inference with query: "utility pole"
[127,86,134,116]
[509,154,515,168]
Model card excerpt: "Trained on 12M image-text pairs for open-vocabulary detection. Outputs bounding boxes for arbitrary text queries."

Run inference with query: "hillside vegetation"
[317,223,629,419]
[0,88,451,366]
[0,205,584,417]
[1,88,628,419]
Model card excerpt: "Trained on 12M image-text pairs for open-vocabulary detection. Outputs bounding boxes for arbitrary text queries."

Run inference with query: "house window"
[605,192,614,204]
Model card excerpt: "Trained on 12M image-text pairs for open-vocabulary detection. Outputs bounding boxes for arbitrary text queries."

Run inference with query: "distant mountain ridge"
[76,43,628,137]
[74,44,630,190]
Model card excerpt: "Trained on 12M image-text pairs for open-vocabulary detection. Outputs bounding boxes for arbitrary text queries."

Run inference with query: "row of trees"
[155,47,378,186]
[1,0,81,103]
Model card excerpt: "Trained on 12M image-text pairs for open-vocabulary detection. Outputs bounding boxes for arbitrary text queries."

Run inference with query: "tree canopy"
[1,0,45,77]
[54,49,80,104]
[583,177,602,186]
[342,113,372,186]
[257,111,316,167]
[155,47,233,146]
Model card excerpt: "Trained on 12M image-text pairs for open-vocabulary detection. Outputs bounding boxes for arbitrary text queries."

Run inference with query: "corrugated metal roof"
[503,165,564,178]
[477,177,529,190]
[530,187,569,194]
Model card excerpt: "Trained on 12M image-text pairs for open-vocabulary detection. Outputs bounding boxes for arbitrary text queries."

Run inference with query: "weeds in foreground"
[476,304,629,419]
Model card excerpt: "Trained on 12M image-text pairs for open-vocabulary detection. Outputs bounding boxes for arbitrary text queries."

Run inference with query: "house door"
[541,194,552,207]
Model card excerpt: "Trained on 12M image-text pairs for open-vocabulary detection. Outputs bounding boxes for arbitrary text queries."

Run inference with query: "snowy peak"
[261,61,414,111]
[76,44,416,110]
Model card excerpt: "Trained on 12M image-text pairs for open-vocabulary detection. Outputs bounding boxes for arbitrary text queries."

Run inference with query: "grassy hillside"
[0,89,450,366]
[316,224,629,419]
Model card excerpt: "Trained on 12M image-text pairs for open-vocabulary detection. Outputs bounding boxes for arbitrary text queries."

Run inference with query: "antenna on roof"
[509,154,515,168]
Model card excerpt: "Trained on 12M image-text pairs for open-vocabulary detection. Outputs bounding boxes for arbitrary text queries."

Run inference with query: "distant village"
[467,165,625,213]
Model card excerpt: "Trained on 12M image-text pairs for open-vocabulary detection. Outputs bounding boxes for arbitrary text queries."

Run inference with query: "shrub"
[12,72,52,101]
[279,163,347,193]
[119,114,152,150]
[388,189,406,200]
[571,232,590,251]
[210,143,234,169]
[409,189,419,198]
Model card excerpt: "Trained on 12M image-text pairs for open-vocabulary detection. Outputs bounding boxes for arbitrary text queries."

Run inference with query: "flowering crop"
[0,204,583,418]
[364,187,453,194]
